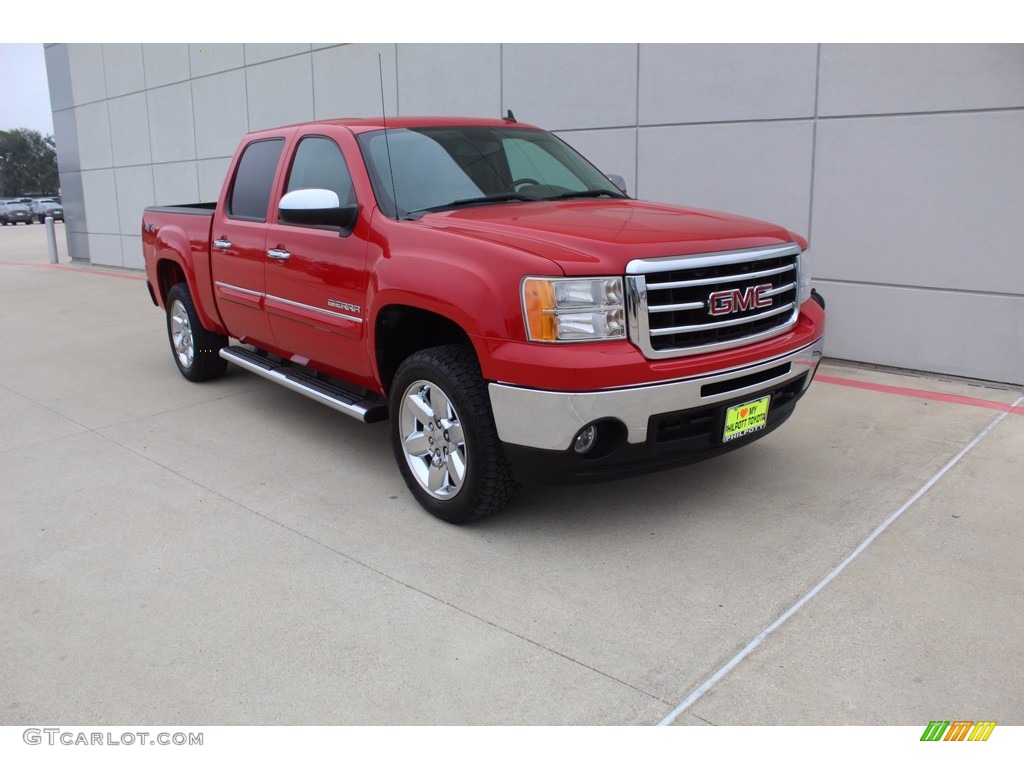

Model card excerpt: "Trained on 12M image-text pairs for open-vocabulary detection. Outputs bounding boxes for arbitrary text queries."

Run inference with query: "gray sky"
[0,44,53,135]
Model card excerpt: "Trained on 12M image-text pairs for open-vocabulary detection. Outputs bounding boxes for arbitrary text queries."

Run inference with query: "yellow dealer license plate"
[723,395,771,442]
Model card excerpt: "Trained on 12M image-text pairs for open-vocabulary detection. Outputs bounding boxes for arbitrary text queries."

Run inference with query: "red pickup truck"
[143,116,825,523]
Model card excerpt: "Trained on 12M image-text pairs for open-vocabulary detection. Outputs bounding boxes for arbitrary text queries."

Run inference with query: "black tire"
[389,345,519,524]
[165,282,228,382]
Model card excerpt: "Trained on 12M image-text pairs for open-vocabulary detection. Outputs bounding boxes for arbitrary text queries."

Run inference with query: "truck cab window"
[286,136,356,207]
[228,138,285,221]
[503,138,580,190]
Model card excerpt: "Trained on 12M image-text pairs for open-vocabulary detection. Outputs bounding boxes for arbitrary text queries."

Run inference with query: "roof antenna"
[379,53,399,218]
[503,109,516,123]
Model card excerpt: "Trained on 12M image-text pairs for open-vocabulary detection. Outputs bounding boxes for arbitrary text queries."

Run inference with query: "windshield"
[356,125,624,219]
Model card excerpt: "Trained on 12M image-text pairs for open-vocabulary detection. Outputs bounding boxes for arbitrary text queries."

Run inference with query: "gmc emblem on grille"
[708,283,773,316]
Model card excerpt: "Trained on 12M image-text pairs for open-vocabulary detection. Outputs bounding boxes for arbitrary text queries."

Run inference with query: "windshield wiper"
[545,189,627,201]
[403,193,536,219]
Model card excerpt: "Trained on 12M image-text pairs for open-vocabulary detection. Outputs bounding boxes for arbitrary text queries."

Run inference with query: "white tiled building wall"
[44,43,1024,384]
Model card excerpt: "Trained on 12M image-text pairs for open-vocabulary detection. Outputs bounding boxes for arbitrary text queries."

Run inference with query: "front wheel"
[165,282,228,382]
[389,345,519,524]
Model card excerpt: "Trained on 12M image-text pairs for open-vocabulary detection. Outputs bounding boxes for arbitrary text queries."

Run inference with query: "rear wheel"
[390,345,519,523]
[165,282,228,382]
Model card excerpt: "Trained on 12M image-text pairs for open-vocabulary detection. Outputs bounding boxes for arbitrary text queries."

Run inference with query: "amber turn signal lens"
[523,278,557,341]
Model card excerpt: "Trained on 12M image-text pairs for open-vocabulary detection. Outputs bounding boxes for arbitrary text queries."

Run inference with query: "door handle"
[213,239,232,249]
[267,248,291,261]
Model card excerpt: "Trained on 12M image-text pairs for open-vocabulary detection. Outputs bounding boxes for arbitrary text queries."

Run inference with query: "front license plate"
[723,395,771,442]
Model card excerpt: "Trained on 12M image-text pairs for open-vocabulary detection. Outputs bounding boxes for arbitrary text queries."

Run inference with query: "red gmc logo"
[708,283,773,316]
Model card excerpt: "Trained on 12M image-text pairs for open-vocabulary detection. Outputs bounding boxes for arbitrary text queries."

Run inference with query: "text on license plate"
[723,395,771,442]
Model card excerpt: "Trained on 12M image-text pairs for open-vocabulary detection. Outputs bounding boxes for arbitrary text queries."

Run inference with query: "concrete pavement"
[2,223,1022,725]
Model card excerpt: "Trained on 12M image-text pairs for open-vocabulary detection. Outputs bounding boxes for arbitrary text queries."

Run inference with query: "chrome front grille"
[626,243,802,359]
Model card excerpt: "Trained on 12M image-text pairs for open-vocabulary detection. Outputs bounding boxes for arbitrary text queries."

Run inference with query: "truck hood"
[416,199,801,275]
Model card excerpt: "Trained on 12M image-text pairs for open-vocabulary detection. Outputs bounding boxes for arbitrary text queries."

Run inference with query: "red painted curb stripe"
[48,264,146,281]
[816,374,1024,415]
[1,262,145,281]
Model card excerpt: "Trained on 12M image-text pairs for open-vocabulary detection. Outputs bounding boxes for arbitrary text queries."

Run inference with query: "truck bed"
[142,203,221,334]
[144,202,217,215]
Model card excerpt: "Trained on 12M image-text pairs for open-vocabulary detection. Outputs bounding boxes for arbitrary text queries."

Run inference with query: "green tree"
[0,128,59,197]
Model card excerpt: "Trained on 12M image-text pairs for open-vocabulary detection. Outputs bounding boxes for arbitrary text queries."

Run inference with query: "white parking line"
[657,393,1024,726]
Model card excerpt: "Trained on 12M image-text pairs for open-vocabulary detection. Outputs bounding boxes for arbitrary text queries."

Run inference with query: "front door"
[263,134,372,385]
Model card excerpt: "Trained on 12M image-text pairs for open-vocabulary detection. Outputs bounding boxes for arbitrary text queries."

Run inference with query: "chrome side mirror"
[279,188,358,230]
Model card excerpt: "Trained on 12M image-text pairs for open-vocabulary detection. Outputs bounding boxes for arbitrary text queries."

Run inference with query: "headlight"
[798,250,812,305]
[522,277,625,342]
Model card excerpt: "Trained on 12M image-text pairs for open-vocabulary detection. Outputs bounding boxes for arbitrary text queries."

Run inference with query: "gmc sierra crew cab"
[142,116,826,523]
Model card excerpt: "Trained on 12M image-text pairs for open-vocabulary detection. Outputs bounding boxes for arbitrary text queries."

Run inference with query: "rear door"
[262,131,372,384]
[210,136,287,349]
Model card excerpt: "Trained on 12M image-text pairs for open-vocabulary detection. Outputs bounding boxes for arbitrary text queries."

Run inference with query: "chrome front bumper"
[488,338,824,451]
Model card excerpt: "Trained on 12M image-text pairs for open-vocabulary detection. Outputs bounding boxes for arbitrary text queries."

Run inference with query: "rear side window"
[228,138,284,221]
[286,136,355,206]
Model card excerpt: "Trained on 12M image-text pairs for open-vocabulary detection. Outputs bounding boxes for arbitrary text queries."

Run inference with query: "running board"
[220,346,388,423]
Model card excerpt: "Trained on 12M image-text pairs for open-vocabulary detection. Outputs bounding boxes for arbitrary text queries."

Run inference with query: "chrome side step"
[220,346,388,423]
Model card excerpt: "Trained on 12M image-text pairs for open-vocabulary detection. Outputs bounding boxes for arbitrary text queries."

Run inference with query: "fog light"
[574,425,598,454]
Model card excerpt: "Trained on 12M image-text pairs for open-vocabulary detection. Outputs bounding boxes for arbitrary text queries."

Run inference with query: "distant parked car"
[0,201,34,225]
[34,200,64,223]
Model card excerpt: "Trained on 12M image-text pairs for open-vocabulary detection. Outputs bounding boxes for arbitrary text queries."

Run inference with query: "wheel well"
[376,305,472,394]
[156,259,187,304]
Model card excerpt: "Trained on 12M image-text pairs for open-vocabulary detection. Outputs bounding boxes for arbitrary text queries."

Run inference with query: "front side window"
[228,138,284,221]
[285,136,356,207]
